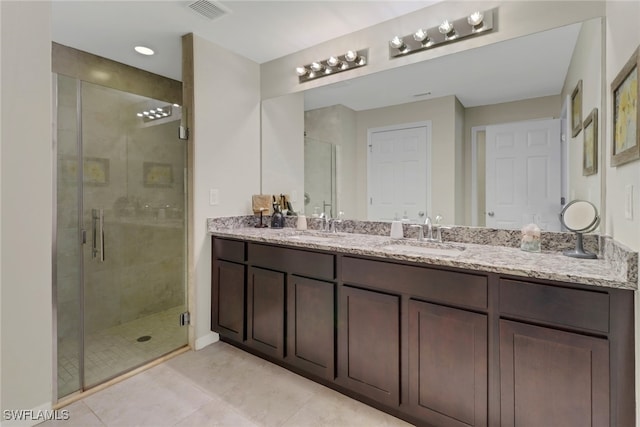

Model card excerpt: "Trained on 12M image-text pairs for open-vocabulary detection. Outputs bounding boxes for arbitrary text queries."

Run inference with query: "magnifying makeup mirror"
[559,200,600,259]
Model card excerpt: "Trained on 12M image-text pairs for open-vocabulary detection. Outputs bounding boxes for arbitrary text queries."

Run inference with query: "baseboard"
[194,331,219,350]
[0,401,59,427]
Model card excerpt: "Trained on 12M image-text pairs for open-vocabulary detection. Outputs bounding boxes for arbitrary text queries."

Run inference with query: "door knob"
[487,211,495,217]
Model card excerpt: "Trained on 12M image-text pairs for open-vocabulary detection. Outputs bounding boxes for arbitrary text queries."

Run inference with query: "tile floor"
[58,306,187,397]
[43,341,413,427]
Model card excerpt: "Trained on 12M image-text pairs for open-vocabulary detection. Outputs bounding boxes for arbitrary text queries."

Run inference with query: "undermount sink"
[381,242,466,258]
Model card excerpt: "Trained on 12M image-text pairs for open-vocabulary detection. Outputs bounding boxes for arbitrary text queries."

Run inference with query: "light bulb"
[413,29,428,43]
[356,56,367,66]
[389,36,405,49]
[136,113,144,117]
[295,66,308,76]
[467,11,484,27]
[344,50,358,62]
[327,56,340,67]
[310,62,323,72]
[438,20,454,35]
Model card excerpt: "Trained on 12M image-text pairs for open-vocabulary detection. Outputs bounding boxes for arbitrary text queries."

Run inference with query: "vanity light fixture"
[389,9,494,59]
[296,49,368,83]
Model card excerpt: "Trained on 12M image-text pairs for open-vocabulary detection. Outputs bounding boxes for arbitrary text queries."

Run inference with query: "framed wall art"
[583,108,598,176]
[611,46,639,167]
[83,157,109,186]
[143,162,173,187]
[571,79,583,137]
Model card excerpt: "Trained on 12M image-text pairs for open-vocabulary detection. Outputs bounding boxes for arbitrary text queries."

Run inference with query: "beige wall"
[190,35,261,348]
[1,0,53,416]
[356,96,457,221]
[604,2,640,423]
[261,93,304,207]
[605,1,640,252]
[561,17,603,217]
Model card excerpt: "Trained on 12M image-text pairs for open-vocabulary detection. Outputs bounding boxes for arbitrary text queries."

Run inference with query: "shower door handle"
[92,208,105,262]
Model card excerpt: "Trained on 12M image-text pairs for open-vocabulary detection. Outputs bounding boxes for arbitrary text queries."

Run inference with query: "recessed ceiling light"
[134,46,155,56]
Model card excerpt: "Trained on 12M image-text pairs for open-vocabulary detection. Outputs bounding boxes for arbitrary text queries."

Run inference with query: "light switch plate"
[209,189,219,206]
[625,185,633,220]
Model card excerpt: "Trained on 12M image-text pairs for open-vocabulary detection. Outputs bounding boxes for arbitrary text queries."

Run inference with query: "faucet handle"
[435,215,443,225]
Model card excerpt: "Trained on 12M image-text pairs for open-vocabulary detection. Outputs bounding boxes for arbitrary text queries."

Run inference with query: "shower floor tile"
[58,305,187,398]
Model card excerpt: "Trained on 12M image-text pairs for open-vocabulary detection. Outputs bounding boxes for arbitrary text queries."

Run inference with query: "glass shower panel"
[55,74,82,398]
[80,81,188,387]
[304,137,336,217]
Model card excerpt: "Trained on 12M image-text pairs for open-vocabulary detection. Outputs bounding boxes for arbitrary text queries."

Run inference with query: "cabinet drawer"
[342,257,487,310]
[500,279,609,333]
[248,243,334,281]
[213,237,245,263]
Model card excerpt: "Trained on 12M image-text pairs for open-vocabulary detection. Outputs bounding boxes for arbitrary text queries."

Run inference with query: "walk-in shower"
[53,57,188,399]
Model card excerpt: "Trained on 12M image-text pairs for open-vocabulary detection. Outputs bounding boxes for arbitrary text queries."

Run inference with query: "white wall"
[191,35,261,348]
[1,0,54,420]
[261,93,304,208]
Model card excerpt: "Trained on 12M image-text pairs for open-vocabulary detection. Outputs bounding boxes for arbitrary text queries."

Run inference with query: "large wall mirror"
[264,17,604,231]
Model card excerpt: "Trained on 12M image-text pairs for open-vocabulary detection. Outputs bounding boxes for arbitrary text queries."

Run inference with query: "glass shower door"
[55,75,188,397]
[80,81,188,388]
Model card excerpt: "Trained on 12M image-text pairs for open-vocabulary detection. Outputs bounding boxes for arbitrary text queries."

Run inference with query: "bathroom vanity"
[209,223,636,427]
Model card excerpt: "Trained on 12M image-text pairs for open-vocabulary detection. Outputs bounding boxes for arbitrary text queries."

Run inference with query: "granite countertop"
[210,226,637,290]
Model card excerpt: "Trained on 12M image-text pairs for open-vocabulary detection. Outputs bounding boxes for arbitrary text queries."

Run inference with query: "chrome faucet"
[319,212,329,232]
[424,216,433,241]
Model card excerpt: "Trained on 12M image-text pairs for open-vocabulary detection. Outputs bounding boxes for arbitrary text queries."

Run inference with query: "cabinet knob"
[487,211,495,217]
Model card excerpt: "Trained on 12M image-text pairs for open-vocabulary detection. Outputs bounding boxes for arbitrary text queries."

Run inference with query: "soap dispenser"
[270,197,285,229]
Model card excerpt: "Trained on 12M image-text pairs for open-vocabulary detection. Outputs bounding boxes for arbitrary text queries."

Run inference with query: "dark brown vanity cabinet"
[287,275,335,380]
[499,319,609,427]
[498,279,614,427]
[408,300,487,427]
[211,239,246,342]
[212,237,336,378]
[246,266,286,358]
[338,285,400,408]
[212,237,635,427]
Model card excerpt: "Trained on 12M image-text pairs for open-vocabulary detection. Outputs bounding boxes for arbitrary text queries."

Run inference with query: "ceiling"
[52,1,582,111]
[52,0,436,81]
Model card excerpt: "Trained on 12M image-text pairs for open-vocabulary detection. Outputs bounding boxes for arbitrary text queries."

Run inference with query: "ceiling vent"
[187,0,230,21]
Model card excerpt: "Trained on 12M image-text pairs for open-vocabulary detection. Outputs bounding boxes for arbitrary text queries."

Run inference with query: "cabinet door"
[247,267,285,358]
[211,260,245,342]
[287,276,335,380]
[408,300,487,427]
[338,286,400,407]
[500,320,609,427]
